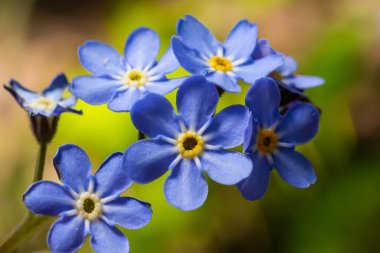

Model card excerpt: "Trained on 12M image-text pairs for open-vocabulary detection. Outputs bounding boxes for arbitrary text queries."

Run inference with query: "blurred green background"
[0,0,380,252]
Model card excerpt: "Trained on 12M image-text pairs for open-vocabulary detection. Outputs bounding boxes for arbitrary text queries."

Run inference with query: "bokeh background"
[1,0,380,252]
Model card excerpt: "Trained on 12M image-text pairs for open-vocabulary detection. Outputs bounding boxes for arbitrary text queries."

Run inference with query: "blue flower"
[72,27,185,112]
[23,144,152,253]
[253,39,324,90]
[122,75,252,211]
[238,77,319,201]
[171,15,283,93]
[4,73,81,117]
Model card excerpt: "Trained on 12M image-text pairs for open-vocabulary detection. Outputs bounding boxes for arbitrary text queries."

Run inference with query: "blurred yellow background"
[1,0,380,252]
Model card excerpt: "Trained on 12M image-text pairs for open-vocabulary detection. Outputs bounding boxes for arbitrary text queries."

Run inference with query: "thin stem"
[0,213,50,253]
[33,143,47,182]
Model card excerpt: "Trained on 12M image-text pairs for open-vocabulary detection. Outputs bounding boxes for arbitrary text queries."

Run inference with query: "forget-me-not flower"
[72,27,185,112]
[238,77,319,201]
[123,75,252,211]
[4,73,80,117]
[171,15,283,93]
[253,39,324,90]
[23,144,152,253]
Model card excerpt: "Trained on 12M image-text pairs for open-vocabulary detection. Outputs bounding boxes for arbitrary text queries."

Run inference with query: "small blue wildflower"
[4,73,80,117]
[72,27,185,112]
[238,77,319,201]
[23,144,152,253]
[171,15,283,93]
[123,75,252,211]
[253,39,324,90]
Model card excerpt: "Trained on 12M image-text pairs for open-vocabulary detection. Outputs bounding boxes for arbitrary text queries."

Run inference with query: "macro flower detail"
[238,77,320,201]
[123,75,253,211]
[171,15,283,93]
[23,144,152,253]
[4,73,80,117]
[253,39,325,90]
[72,27,185,112]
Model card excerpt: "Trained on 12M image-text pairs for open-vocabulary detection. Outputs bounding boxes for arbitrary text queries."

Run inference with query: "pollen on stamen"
[209,56,233,72]
[257,129,278,154]
[29,97,57,113]
[177,131,204,159]
[76,192,103,221]
[122,70,148,87]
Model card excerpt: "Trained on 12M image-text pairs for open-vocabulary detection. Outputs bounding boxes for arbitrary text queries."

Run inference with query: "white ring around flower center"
[29,97,57,113]
[122,70,148,87]
[75,192,103,221]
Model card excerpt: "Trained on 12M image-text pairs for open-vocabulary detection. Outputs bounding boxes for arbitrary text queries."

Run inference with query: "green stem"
[33,143,47,182]
[0,143,49,252]
[0,214,50,253]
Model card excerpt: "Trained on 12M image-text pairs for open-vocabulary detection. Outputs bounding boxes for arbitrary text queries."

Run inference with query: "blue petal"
[124,27,160,69]
[78,40,125,77]
[177,15,220,57]
[205,72,241,93]
[277,55,298,76]
[131,93,181,138]
[103,197,152,229]
[94,152,132,198]
[201,150,252,185]
[234,55,283,83]
[71,76,123,105]
[123,138,177,184]
[43,73,69,100]
[107,87,145,112]
[288,75,325,89]
[148,48,179,77]
[23,181,73,216]
[176,75,218,131]
[243,114,257,153]
[252,39,277,59]
[48,215,86,253]
[273,147,316,188]
[144,77,186,95]
[164,159,208,211]
[171,36,209,75]
[245,77,280,128]
[237,152,271,201]
[276,103,319,145]
[90,219,129,253]
[53,144,92,193]
[58,96,77,108]
[224,20,258,61]
[203,105,249,148]
[6,79,38,104]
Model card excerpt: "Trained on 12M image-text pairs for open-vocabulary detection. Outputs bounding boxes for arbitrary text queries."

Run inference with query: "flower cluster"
[4,15,323,253]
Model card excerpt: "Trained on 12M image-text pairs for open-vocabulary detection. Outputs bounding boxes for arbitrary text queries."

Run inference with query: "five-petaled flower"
[123,75,253,211]
[238,77,320,201]
[253,39,324,90]
[72,27,185,112]
[23,144,152,253]
[171,15,283,93]
[4,73,80,117]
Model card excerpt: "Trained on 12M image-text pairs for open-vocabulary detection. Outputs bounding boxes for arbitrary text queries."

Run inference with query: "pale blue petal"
[273,147,316,188]
[90,219,129,253]
[23,181,73,216]
[53,144,91,193]
[148,47,180,77]
[164,159,208,211]
[201,150,252,185]
[107,87,145,112]
[277,55,298,76]
[43,73,69,100]
[289,75,325,89]
[103,197,152,229]
[205,72,241,93]
[144,77,186,95]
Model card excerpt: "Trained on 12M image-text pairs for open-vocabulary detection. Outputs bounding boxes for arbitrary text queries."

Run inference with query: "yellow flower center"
[76,192,102,221]
[272,71,283,81]
[209,56,233,72]
[29,97,57,113]
[257,129,278,154]
[177,131,204,159]
[122,70,148,87]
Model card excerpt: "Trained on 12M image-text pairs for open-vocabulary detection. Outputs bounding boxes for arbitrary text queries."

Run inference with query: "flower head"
[123,75,253,211]
[171,15,283,93]
[23,144,152,253]
[253,39,325,90]
[238,77,320,201]
[72,27,185,112]
[4,73,80,117]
